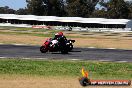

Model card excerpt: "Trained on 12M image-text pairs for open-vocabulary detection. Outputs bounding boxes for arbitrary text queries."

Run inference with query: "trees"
[45,0,66,16]
[26,0,99,17]
[92,8,107,18]
[99,0,129,19]
[126,2,132,19]
[26,0,46,15]
[0,6,27,15]
[109,0,129,18]
[26,0,66,16]
[66,0,99,17]
[15,8,28,15]
[0,0,131,19]
[0,6,15,14]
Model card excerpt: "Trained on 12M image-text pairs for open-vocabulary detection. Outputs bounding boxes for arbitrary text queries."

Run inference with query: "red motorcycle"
[40,38,75,54]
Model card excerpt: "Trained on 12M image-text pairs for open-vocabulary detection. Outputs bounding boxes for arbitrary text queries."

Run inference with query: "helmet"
[58,32,63,36]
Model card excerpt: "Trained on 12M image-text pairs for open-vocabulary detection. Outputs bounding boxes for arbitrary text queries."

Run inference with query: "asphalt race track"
[0,44,132,62]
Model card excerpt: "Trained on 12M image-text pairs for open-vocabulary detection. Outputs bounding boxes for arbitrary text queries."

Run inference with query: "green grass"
[0,26,64,37]
[0,31,54,37]
[12,28,54,32]
[0,26,60,34]
[1,26,132,39]
[0,30,121,39]
[0,30,86,38]
[13,28,37,31]
[0,59,131,79]
[0,26,18,29]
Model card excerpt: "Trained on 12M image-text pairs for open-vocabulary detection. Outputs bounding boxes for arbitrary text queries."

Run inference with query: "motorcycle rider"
[51,32,67,48]
[53,32,67,41]
[44,32,65,46]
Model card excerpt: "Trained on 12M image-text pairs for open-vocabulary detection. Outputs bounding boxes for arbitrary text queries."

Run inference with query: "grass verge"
[0,31,85,38]
[0,59,131,79]
[1,27,132,49]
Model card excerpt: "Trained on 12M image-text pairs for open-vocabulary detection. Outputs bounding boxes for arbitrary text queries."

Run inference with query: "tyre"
[68,44,73,51]
[40,46,48,53]
[79,77,90,87]
[61,48,68,54]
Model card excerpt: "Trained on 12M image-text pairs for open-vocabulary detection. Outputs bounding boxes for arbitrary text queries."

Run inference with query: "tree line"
[0,6,27,15]
[0,0,132,19]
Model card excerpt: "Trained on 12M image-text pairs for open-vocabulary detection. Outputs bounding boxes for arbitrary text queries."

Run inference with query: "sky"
[0,0,27,10]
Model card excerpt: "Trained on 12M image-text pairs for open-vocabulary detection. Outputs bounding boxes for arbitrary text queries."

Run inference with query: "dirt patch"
[73,37,132,49]
[0,75,131,88]
[0,34,45,45]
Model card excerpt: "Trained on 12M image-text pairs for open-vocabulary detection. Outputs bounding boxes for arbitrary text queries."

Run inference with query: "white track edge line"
[0,57,129,62]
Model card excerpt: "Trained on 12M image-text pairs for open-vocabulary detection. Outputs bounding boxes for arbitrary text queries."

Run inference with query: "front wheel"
[40,46,48,53]
[68,44,73,51]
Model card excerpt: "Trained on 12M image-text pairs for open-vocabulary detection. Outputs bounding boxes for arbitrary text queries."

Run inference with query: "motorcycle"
[40,38,75,54]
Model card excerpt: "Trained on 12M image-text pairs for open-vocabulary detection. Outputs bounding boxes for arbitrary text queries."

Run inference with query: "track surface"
[0,45,132,62]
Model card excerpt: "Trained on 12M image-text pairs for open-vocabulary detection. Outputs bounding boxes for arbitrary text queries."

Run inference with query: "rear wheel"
[40,46,48,53]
